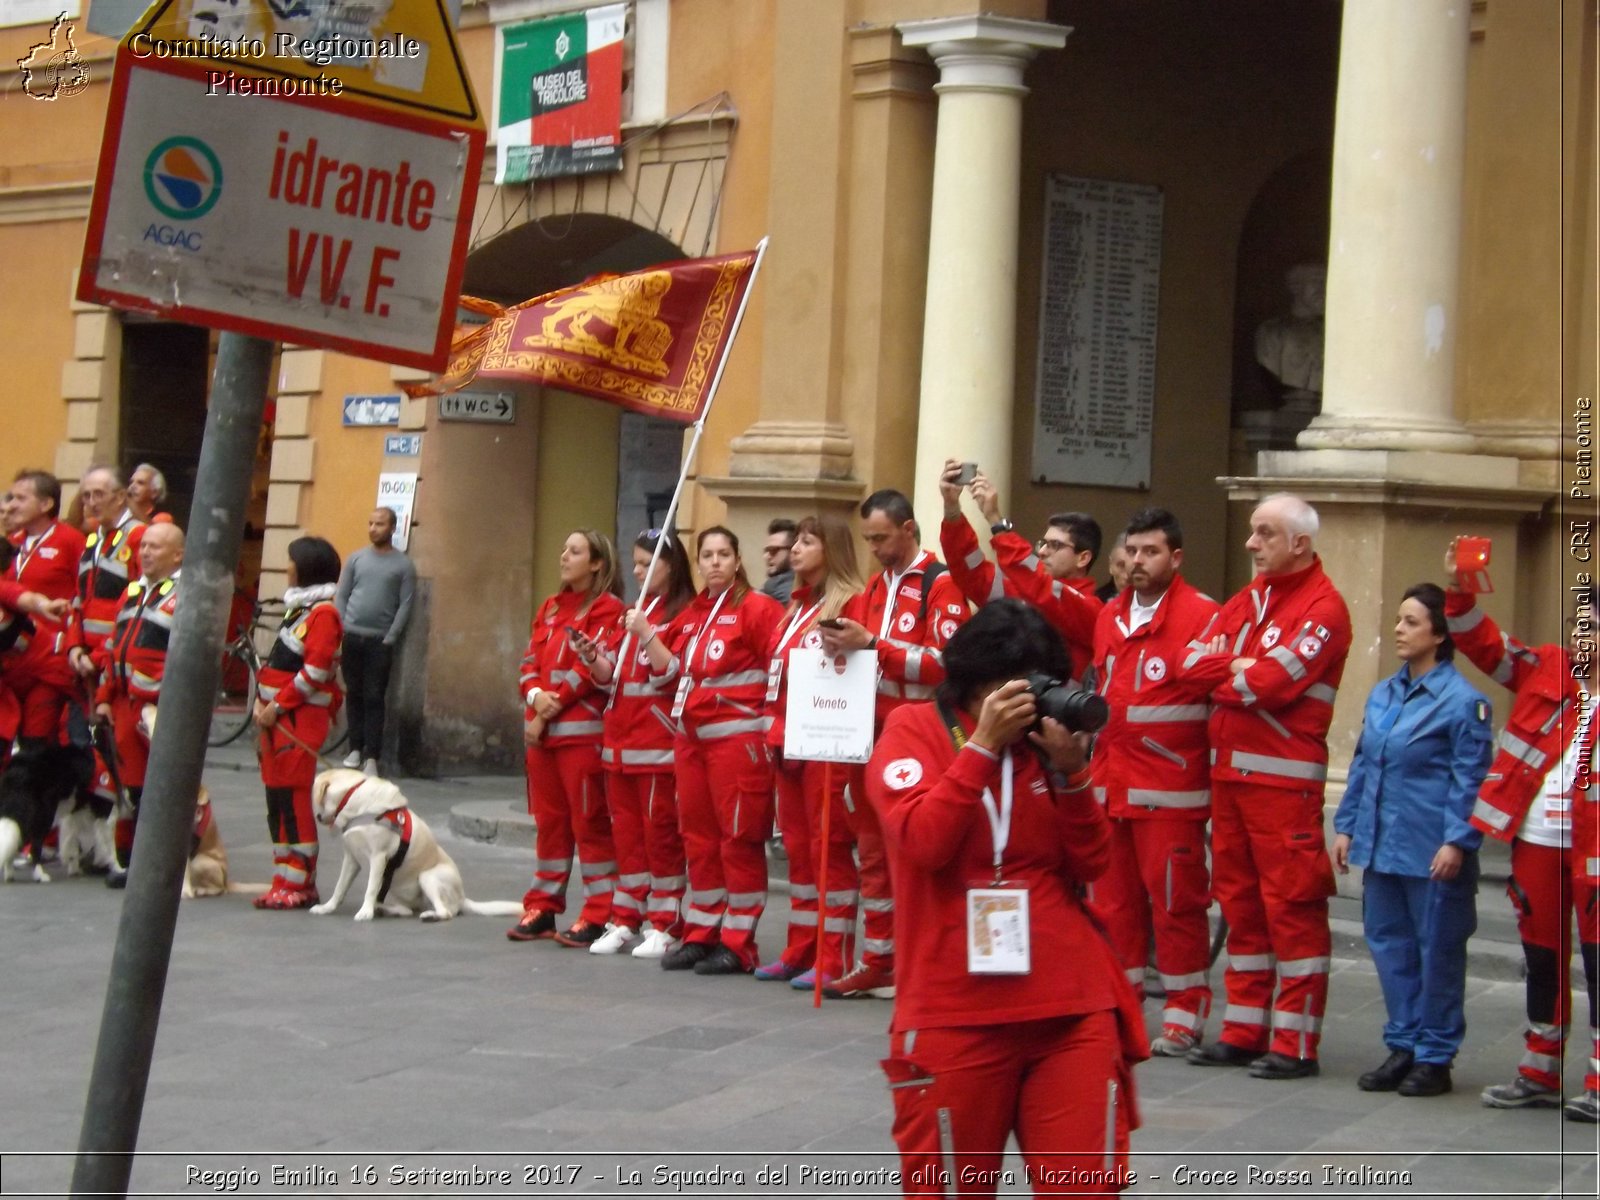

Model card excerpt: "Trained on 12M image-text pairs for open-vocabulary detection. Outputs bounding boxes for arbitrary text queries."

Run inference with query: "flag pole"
[635,236,769,598]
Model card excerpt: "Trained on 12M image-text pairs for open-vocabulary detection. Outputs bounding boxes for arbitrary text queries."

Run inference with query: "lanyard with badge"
[671,588,731,720]
[14,525,53,580]
[765,600,821,703]
[878,551,926,641]
[938,697,1031,975]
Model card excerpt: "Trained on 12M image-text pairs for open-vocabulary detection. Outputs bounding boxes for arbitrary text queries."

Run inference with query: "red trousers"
[4,653,75,740]
[882,1012,1133,1197]
[523,742,616,925]
[108,694,151,865]
[848,762,895,970]
[674,733,773,967]
[1092,816,1212,1036]
[773,756,858,978]
[259,707,329,892]
[1210,779,1335,1059]
[1506,839,1600,1092]
[605,770,685,933]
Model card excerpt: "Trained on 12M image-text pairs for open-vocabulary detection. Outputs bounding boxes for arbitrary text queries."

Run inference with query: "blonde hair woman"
[756,513,866,988]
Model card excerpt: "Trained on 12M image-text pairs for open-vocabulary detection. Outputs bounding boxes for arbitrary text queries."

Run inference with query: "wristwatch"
[990,519,1015,534]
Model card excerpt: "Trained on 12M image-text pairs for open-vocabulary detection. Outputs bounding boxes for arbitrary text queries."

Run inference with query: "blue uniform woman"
[1333,583,1492,1097]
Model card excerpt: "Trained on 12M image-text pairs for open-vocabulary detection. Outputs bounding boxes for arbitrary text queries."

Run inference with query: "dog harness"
[329,780,414,903]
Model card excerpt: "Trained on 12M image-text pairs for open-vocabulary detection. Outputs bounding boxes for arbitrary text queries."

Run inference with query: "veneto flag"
[497,2,625,183]
[405,248,762,423]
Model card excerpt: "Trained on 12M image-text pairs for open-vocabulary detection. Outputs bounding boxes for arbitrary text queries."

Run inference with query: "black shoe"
[553,920,607,948]
[661,942,714,971]
[105,869,128,890]
[691,945,750,976]
[1357,1049,1415,1092]
[1186,1041,1261,1067]
[1249,1052,1320,1080]
[505,909,556,942]
[1564,1089,1600,1123]
[1397,1062,1451,1097]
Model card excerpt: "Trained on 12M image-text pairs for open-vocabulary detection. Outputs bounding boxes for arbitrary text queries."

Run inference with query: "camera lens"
[1023,673,1109,733]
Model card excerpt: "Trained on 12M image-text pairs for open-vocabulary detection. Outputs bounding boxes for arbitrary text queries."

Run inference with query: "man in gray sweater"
[335,508,417,775]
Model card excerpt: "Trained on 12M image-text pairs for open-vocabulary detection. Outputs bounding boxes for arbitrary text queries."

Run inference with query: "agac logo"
[143,138,224,221]
[17,12,90,101]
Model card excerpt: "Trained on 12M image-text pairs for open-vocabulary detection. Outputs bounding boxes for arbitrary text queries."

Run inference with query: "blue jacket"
[1335,660,1493,877]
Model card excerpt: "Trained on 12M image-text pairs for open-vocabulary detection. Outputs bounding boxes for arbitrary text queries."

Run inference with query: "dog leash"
[257,716,343,771]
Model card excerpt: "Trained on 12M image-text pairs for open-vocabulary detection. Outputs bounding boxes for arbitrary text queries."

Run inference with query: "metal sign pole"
[70,332,274,1200]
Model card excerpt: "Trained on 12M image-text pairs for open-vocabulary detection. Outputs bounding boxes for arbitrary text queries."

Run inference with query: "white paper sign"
[782,648,876,764]
[376,472,418,551]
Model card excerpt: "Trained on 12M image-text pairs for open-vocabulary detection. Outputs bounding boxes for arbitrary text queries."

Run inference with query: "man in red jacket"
[4,470,85,750]
[1182,493,1350,1080]
[820,488,968,998]
[1090,507,1222,1056]
[1446,546,1598,1122]
[938,459,1103,682]
[92,522,183,886]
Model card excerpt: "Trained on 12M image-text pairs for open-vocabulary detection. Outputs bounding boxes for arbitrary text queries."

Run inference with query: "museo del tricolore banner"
[496,2,624,183]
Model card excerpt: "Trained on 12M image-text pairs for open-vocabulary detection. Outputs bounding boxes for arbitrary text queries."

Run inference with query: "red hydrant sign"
[78,2,484,372]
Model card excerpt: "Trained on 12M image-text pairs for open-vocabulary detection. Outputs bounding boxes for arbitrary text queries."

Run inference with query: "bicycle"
[207,598,349,753]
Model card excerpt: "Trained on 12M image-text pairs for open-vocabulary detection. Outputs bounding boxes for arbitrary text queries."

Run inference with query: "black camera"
[1023,673,1108,733]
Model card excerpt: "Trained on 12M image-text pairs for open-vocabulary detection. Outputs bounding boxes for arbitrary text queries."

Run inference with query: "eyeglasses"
[1037,538,1075,555]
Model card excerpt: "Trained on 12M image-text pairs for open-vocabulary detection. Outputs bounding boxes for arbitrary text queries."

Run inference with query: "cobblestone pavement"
[0,744,1594,1197]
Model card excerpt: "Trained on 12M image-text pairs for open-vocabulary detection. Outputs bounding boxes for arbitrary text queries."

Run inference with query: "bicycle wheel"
[322,703,350,755]
[208,644,257,747]
[1209,911,1229,968]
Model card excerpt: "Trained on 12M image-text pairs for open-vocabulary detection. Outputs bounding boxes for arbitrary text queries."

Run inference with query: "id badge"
[966,885,1030,975]
[671,676,693,721]
[764,656,783,704]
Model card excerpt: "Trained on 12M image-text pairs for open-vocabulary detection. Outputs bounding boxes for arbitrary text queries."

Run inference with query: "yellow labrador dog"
[309,769,523,922]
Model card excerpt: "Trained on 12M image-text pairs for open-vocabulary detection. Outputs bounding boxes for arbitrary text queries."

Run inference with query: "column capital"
[897,15,1069,94]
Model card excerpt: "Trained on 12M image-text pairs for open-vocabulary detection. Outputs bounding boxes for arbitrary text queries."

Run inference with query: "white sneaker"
[342,750,362,769]
[589,924,637,955]
[362,758,379,777]
[631,928,676,959]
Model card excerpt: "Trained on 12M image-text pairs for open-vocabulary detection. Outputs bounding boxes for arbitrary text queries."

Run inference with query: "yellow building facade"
[0,0,1592,773]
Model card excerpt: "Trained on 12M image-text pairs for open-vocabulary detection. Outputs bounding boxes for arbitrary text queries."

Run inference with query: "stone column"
[1298,0,1474,452]
[898,15,1068,532]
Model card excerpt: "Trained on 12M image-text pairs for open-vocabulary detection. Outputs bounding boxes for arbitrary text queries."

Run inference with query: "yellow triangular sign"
[125,0,481,127]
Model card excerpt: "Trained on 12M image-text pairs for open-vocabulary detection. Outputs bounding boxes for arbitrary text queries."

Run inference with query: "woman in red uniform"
[755,513,865,988]
[507,530,626,947]
[253,536,343,910]
[580,529,697,957]
[632,526,782,975]
[868,598,1143,1197]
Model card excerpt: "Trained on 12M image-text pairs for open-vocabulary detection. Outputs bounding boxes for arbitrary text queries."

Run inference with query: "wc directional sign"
[438,392,516,423]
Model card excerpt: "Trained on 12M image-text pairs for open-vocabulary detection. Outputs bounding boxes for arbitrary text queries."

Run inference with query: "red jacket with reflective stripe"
[8,521,86,654]
[1445,590,1593,866]
[663,586,783,740]
[74,513,145,654]
[940,519,1101,681]
[521,589,624,748]
[1092,575,1221,819]
[95,575,179,705]
[849,552,968,727]
[1183,557,1351,789]
[257,600,342,713]
[600,593,685,772]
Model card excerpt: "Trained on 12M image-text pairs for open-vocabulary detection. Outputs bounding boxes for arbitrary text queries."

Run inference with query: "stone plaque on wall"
[1032,174,1164,489]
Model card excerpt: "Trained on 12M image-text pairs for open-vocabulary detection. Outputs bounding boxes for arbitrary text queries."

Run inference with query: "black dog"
[0,744,94,883]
